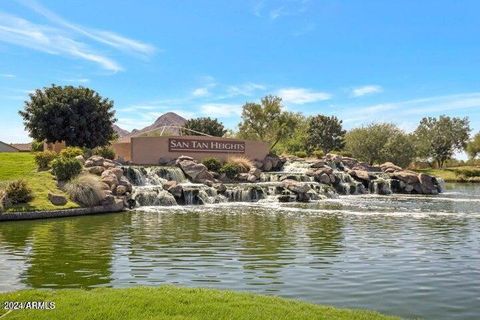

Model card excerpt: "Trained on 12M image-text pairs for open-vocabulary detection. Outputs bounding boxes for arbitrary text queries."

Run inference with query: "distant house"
[0,141,19,152]
[10,143,32,152]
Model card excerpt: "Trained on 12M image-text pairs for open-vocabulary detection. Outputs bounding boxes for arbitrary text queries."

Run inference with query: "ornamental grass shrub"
[294,151,307,158]
[34,150,57,170]
[226,156,252,173]
[64,174,105,207]
[312,150,324,159]
[202,157,222,172]
[4,180,33,205]
[220,163,241,179]
[51,157,82,181]
[93,146,116,160]
[59,146,84,158]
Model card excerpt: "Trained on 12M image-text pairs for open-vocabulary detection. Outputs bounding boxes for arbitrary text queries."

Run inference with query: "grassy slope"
[415,166,480,182]
[0,153,78,212]
[0,287,398,320]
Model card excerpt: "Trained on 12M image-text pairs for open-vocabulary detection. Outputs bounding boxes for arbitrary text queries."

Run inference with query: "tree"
[306,115,346,154]
[466,132,480,159]
[19,85,116,148]
[345,123,416,167]
[414,115,471,167]
[238,95,300,149]
[274,115,309,155]
[183,117,226,137]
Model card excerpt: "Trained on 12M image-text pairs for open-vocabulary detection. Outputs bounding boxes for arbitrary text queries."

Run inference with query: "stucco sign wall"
[168,138,245,153]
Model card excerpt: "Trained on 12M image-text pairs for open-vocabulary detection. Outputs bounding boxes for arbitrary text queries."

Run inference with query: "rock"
[419,173,438,194]
[311,160,326,168]
[237,173,249,182]
[115,185,127,196]
[389,170,419,184]
[247,174,257,182]
[380,162,402,172]
[214,183,227,193]
[167,184,183,198]
[266,155,280,169]
[249,167,261,178]
[176,155,194,163]
[101,172,119,188]
[100,182,111,190]
[87,166,105,175]
[75,155,85,165]
[350,170,371,182]
[85,155,104,167]
[118,177,133,192]
[278,194,295,202]
[318,173,331,184]
[48,193,67,206]
[262,159,273,171]
[109,167,124,179]
[282,179,311,194]
[163,180,177,190]
[177,160,213,183]
[253,160,264,169]
[101,195,115,206]
[158,157,171,165]
[203,180,214,187]
[103,161,116,169]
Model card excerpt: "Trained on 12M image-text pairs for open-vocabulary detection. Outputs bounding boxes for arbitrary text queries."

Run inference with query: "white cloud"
[0,74,15,78]
[352,85,383,97]
[192,87,210,97]
[200,103,242,117]
[64,78,90,83]
[227,82,266,97]
[277,87,331,104]
[17,0,155,56]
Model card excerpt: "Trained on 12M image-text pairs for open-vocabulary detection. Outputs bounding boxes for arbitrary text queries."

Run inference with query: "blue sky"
[1,0,480,143]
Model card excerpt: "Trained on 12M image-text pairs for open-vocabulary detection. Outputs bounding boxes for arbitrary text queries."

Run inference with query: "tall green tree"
[238,95,300,149]
[183,117,226,137]
[306,115,346,154]
[274,115,310,155]
[19,85,116,148]
[414,115,471,167]
[345,123,416,167]
[466,132,480,159]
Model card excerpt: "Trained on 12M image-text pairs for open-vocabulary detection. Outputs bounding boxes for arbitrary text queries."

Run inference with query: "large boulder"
[418,173,438,195]
[389,170,419,185]
[85,155,105,167]
[48,193,67,206]
[349,169,372,182]
[282,179,311,194]
[86,166,105,175]
[380,162,403,173]
[177,159,214,183]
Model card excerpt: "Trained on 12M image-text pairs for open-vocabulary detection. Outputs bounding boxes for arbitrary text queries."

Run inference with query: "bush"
[31,140,44,152]
[336,150,353,157]
[456,168,480,178]
[312,150,324,159]
[82,148,94,159]
[60,146,84,158]
[64,174,105,207]
[93,146,116,160]
[226,156,252,173]
[202,157,222,172]
[220,163,241,179]
[34,150,57,169]
[51,157,82,181]
[4,180,33,205]
[294,151,307,158]
[0,189,7,212]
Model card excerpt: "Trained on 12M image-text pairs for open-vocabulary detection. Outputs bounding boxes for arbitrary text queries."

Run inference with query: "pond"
[0,183,479,319]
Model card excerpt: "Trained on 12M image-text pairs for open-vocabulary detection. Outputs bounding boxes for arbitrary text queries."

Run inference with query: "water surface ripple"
[0,183,479,319]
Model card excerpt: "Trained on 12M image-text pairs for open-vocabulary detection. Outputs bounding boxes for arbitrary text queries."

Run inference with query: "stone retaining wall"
[0,200,125,222]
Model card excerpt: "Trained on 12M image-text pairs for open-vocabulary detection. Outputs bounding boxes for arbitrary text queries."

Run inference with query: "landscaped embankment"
[0,287,398,320]
[414,166,480,182]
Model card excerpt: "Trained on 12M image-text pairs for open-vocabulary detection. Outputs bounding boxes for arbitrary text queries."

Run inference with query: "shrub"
[31,140,44,152]
[34,150,57,169]
[312,150,324,159]
[64,174,105,207]
[59,146,84,158]
[226,156,252,173]
[336,150,353,157]
[456,168,480,178]
[294,151,307,158]
[4,180,33,205]
[0,189,7,212]
[220,163,241,179]
[51,157,82,181]
[82,148,94,159]
[93,146,116,160]
[202,157,222,172]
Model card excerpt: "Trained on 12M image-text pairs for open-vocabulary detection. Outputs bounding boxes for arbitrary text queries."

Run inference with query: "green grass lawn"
[415,166,480,182]
[0,287,398,320]
[0,152,78,212]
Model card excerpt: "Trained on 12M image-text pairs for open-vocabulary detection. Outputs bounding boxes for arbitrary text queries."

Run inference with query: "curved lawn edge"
[0,286,399,320]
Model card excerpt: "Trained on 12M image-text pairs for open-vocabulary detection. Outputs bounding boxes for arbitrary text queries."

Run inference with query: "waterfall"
[280,160,312,173]
[123,166,147,186]
[150,167,186,183]
[123,166,186,186]
[131,186,178,206]
[369,178,392,195]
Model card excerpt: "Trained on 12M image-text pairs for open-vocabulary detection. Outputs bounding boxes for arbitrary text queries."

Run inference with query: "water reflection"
[0,184,479,320]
